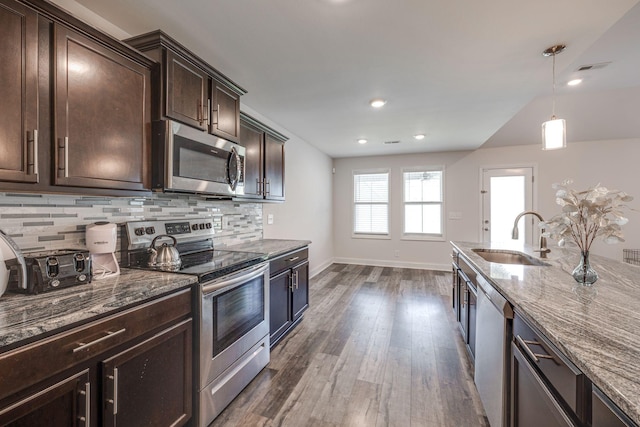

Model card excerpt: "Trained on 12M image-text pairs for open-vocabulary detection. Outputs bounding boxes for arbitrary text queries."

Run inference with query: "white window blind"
[353,172,389,234]
[403,169,443,236]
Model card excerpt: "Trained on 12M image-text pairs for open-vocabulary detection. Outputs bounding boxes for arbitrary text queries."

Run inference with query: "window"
[403,167,444,239]
[353,170,389,235]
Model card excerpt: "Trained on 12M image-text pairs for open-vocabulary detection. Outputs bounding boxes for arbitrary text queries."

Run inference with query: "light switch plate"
[267,214,274,225]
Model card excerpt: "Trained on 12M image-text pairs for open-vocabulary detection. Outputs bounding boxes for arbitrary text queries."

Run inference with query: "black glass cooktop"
[141,249,267,283]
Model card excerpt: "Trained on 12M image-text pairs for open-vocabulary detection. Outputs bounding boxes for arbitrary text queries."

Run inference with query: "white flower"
[544,180,634,253]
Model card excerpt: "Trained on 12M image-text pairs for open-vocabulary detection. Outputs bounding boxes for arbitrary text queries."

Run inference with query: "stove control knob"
[51,279,60,288]
[205,223,212,229]
[191,224,199,231]
[146,227,155,235]
[199,223,205,230]
[134,227,145,236]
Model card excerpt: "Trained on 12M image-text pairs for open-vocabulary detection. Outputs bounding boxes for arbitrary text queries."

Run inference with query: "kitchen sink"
[472,249,549,266]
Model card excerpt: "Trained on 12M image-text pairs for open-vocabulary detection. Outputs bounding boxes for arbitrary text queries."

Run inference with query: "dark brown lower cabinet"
[591,386,636,427]
[511,341,577,427]
[0,369,90,426]
[102,319,192,427]
[467,283,477,358]
[269,248,309,348]
[0,289,192,427]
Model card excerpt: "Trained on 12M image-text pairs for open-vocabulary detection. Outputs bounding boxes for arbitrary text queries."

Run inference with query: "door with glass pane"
[481,168,534,245]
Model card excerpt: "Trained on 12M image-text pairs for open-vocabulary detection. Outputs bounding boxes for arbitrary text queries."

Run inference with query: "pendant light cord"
[552,50,557,118]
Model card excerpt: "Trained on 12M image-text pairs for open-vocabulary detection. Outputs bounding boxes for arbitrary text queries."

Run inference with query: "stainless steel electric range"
[122,219,270,426]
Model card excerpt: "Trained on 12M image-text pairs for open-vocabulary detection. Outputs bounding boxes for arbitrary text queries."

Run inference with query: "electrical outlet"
[449,211,463,220]
[267,214,274,225]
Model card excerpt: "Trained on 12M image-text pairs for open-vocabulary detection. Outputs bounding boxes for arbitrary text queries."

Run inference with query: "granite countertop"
[0,269,197,352]
[451,241,640,425]
[225,239,311,259]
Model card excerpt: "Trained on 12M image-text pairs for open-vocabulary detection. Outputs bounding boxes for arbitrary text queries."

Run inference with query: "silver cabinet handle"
[78,381,90,426]
[212,103,220,125]
[58,137,69,178]
[27,130,39,176]
[295,271,299,289]
[256,179,263,195]
[73,328,126,353]
[206,99,211,127]
[288,256,300,262]
[265,179,271,196]
[289,273,295,291]
[516,335,557,364]
[106,367,119,415]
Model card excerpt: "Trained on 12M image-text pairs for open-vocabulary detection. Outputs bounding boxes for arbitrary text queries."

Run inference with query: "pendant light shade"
[541,44,566,150]
[542,117,566,150]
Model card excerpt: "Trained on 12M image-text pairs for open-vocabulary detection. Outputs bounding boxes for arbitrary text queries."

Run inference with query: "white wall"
[333,139,640,270]
[241,107,334,278]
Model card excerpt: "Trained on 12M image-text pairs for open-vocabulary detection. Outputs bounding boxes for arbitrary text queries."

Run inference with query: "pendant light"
[541,44,566,150]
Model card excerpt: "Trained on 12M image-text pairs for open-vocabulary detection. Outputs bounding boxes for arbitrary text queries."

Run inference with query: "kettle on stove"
[147,235,182,271]
[0,230,27,297]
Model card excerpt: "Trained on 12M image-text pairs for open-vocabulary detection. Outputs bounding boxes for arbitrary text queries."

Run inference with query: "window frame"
[401,166,445,241]
[352,168,391,239]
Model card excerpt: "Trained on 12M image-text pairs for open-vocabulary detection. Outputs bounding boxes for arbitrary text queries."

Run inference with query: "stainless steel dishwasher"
[474,273,513,427]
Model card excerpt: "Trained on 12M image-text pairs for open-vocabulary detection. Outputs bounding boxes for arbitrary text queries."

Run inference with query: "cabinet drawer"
[514,313,585,415]
[269,248,308,277]
[0,288,191,401]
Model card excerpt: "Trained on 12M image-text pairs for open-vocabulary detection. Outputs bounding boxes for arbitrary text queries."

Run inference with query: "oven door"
[164,120,245,196]
[199,262,269,387]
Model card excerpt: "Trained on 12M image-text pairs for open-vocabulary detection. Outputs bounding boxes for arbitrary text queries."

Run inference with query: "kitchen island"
[452,241,640,426]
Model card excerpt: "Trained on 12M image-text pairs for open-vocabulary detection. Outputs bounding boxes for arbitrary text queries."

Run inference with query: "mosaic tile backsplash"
[0,192,263,260]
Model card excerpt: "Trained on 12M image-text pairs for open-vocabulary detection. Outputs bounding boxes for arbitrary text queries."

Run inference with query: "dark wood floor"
[210,264,489,427]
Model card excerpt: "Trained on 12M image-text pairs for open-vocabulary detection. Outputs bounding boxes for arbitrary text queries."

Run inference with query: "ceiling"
[62,0,640,158]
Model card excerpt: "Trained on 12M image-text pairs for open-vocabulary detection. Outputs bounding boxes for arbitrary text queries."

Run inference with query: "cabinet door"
[0,370,91,427]
[210,80,240,142]
[451,263,458,315]
[54,25,150,191]
[591,387,635,427]
[270,269,293,346]
[457,272,468,341]
[292,261,309,321]
[0,0,38,184]
[166,50,207,130]
[511,342,577,427]
[467,285,477,359]
[238,120,264,199]
[264,134,285,201]
[102,319,192,427]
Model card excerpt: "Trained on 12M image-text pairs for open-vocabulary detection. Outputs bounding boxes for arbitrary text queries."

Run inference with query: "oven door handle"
[202,262,268,296]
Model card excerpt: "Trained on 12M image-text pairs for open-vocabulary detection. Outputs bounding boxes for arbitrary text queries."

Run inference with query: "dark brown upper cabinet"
[125,31,246,143]
[239,113,287,202]
[166,50,208,130]
[0,0,154,196]
[210,79,240,141]
[0,0,39,184]
[264,133,286,201]
[54,24,151,191]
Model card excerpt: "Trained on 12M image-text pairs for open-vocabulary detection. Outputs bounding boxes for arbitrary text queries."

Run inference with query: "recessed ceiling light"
[370,99,386,108]
[413,134,426,140]
[357,139,368,144]
[567,78,583,86]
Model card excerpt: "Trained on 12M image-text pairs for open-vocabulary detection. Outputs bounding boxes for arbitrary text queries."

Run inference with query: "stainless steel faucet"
[511,211,550,258]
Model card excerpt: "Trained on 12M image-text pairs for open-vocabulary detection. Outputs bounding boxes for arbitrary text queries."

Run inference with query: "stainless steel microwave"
[152,120,245,197]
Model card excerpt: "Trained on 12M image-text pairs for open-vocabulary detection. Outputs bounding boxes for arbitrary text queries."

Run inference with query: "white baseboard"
[332,257,450,272]
[309,257,335,278]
